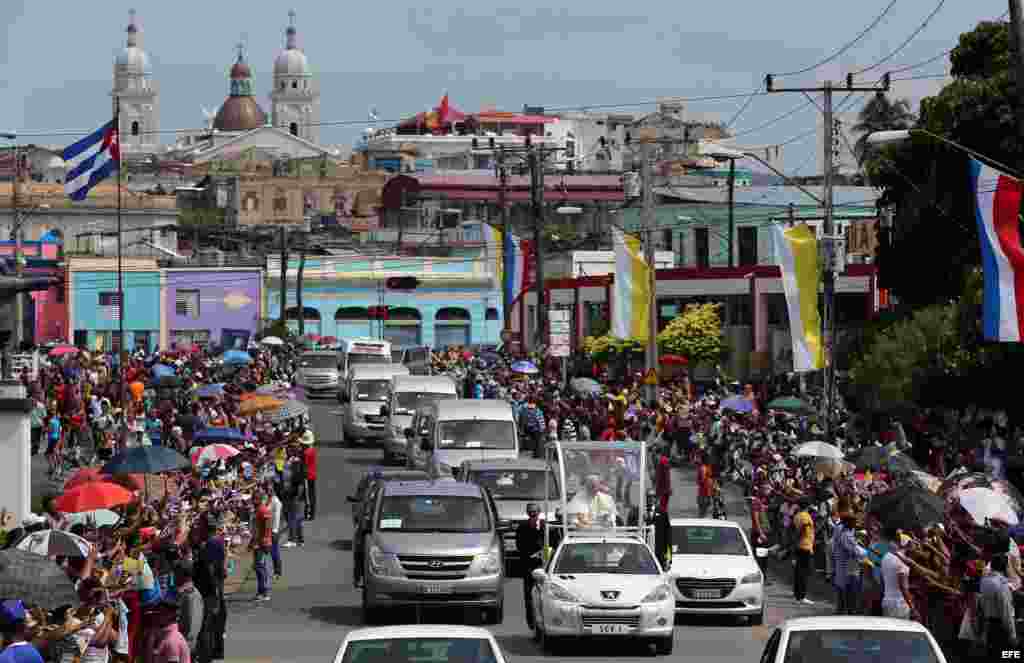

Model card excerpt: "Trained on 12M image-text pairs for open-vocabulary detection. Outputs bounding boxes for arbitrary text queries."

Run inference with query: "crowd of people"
[0,340,317,663]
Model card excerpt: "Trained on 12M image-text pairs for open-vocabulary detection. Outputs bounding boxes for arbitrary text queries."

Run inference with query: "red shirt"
[697,464,713,498]
[256,504,273,548]
[303,446,317,481]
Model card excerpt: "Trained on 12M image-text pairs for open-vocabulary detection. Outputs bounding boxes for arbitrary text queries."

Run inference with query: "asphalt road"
[27,396,833,663]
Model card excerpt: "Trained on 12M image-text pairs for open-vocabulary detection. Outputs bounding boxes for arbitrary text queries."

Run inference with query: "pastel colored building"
[67,257,161,352]
[163,268,263,350]
[0,238,66,344]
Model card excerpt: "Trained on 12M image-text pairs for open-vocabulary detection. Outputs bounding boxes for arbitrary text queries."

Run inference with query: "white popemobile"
[529,440,676,656]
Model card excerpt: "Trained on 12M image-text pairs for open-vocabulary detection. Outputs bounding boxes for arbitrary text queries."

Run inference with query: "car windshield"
[783,630,939,663]
[349,353,390,367]
[394,391,456,415]
[355,380,390,402]
[553,542,660,575]
[672,525,749,556]
[378,495,491,533]
[469,469,559,500]
[340,637,498,663]
[439,420,515,449]
[300,355,336,369]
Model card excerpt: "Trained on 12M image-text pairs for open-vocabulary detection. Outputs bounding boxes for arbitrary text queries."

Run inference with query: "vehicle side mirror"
[404,428,414,439]
[346,496,358,503]
[531,568,547,583]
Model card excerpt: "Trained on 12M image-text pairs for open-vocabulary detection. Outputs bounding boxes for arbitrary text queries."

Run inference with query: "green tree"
[852,94,915,164]
[656,303,726,364]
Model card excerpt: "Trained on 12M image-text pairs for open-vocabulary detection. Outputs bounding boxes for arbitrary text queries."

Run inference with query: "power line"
[731,96,821,138]
[882,9,1007,76]
[850,0,947,76]
[724,90,760,129]
[770,0,899,77]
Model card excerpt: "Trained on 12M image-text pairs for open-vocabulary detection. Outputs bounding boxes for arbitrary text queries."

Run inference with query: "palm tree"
[852,94,915,164]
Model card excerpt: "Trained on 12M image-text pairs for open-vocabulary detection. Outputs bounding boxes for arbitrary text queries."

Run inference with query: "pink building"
[0,239,66,344]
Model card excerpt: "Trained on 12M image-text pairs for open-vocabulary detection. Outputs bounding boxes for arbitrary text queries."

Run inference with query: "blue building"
[265,254,502,348]
[67,257,162,352]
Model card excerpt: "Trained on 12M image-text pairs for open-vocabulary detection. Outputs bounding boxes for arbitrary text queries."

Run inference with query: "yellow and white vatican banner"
[771,223,824,372]
[611,227,651,339]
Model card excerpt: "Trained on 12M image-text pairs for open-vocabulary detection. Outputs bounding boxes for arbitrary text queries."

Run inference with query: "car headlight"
[470,552,501,576]
[641,584,671,603]
[740,571,763,585]
[545,582,581,603]
[368,545,402,577]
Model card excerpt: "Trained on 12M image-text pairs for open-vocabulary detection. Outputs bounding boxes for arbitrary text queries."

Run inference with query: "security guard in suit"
[515,503,545,629]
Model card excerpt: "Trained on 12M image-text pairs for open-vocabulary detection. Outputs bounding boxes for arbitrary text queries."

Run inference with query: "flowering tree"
[656,303,726,364]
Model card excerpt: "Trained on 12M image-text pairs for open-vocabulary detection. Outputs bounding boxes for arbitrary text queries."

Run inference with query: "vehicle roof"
[461,457,549,471]
[779,616,933,633]
[669,518,745,528]
[350,364,409,379]
[362,468,431,482]
[344,625,496,642]
[558,535,652,546]
[382,480,485,498]
[392,374,456,390]
[432,399,514,420]
[300,350,338,357]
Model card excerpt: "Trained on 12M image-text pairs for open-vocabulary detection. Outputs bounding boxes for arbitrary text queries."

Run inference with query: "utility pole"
[765,74,888,439]
[278,226,288,330]
[639,127,659,405]
[726,157,736,268]
[529,145,546,349]
[12,145,24,349]
[497,146,511,334]
[296,234,307,336]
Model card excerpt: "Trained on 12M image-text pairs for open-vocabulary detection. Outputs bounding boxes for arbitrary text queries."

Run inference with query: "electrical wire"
[724,90,760,129]
[770,0,899,77]
[850,0,947,76]
[730,96,820,138]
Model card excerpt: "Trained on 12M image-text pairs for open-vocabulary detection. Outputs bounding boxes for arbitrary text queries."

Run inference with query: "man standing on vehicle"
[516,503,545,629]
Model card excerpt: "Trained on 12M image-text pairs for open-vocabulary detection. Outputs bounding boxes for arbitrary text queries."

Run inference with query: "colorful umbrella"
[721,396,754,413]
[265,399,310,424]
[191,443,241,466]
[0,549,79,609]
[54,482,135,513]
[765,396,815,414]
[63,467,106,491]
[48,345,78,358]
[222,350,252,365]
[196,383,225,399]
[259,336,284,346]
[101,446,190,476]
[193,427,247,443]
[65,509,120,528]
[659,354,688,365]
[510,360,539,375]
[151,364,176,378]
[792,441,844,460]
[17,530,92,557]
[238,396,284,416]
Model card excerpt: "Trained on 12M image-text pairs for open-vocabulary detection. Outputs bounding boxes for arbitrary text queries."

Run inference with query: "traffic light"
[385,276,420,290]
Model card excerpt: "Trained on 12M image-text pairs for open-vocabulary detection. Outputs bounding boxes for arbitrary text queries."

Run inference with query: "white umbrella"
[260,336,284,346]
[959,487,1020,526]
[792,440,844,460]
[16,530,92,557]
[66,509,120,528]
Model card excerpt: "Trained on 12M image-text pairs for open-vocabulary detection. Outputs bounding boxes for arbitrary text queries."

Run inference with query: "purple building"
[163,268,263,350]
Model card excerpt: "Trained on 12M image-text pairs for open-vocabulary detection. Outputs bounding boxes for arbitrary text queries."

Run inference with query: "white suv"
[530,536,675,656]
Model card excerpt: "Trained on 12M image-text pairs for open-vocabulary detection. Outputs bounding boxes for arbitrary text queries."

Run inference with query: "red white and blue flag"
[62,120,120,201]
[971,157,1024,342]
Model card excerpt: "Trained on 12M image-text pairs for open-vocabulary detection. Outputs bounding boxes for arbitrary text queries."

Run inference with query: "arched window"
[485,307,499,321]
[285,306,320,321]
[434,307,471,349]
[292,80,298,89]
[131,121,140,136]
[289,122,299,136]
[384,307,422,345]
[335,307,369,321]
[436,307,471,322]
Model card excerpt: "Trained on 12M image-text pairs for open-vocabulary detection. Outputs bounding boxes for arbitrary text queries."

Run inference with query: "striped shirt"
[831,523,865,588]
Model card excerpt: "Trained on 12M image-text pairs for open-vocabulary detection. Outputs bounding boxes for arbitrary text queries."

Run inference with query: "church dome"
[273,13,310,76]
[214,97,266,132]
[115,13,150,74]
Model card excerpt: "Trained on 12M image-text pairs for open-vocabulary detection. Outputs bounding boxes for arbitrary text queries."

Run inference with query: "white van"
[406,399,519,474]
[383,374,458,464]
[341,363,410,444]
[297,350,341,397]
[339,338,391,383]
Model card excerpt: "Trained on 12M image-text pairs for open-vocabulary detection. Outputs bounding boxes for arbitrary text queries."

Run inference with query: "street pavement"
[25,397,835,662]
[214,396,833,663]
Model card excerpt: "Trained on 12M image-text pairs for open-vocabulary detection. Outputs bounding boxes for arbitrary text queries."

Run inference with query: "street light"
[700,144,743,268]
[866,129,1023,178]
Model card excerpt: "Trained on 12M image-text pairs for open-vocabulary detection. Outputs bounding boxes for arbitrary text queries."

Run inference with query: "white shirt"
[270,495,283,533]
[881,547,910,602]
[1008,539,1021,591]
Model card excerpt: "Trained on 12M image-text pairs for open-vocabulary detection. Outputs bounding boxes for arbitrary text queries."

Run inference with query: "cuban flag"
[971,157,1024,342]
[63,120,120,201]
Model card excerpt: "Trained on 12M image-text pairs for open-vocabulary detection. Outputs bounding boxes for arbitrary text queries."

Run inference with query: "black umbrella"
[0,549,79,609]
[153,375,182,389]
[101,446,190,476]
[847,446,920,473]
[868,485,945,532]
[176,414,203,433]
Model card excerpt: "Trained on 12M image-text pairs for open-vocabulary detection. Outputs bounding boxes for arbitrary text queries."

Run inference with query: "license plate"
[692,589,721,600]
[503,539,516,551]
[590,624,631,635]
[421,584,452,595]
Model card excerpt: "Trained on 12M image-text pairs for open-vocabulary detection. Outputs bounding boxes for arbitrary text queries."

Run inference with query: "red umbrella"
[660,354,688,365]
[63,467,106,491]
[107,474,146,492]
[54,482,134,513]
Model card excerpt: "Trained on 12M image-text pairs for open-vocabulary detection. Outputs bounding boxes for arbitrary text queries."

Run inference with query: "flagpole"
[114,94,126,451]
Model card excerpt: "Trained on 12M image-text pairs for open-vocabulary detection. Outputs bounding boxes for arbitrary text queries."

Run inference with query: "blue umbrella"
[510,360,539,375]
[196,383,225,399]
[721,396,755,413]
[152,364,176,378]
[101,446,190,475]
[194,427,246,443]
[223,350,252,366]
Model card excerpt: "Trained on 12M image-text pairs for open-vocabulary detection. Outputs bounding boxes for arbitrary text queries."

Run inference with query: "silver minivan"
[340,364,410,444]
[384,375,458,465]
[405,400,519,475]
[297,350,341,397]
[361,479,505,624]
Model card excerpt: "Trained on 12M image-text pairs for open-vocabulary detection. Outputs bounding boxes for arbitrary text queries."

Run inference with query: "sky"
[0,0,1009,174]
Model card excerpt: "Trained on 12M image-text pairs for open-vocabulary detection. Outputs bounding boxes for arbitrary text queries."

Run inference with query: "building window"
[172,330,211,348]
[98,292,122,320]
[738,226,758,266]
[243,193,259,212]
[280,81,286,90]
[661,228,673,251]
[292,80,298,89]
[273,196,288,212]
[134,331,151,352]
[175,289,200,319]
[695,228,710,269]
[289,122,299,136]
[131,121,140,136]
